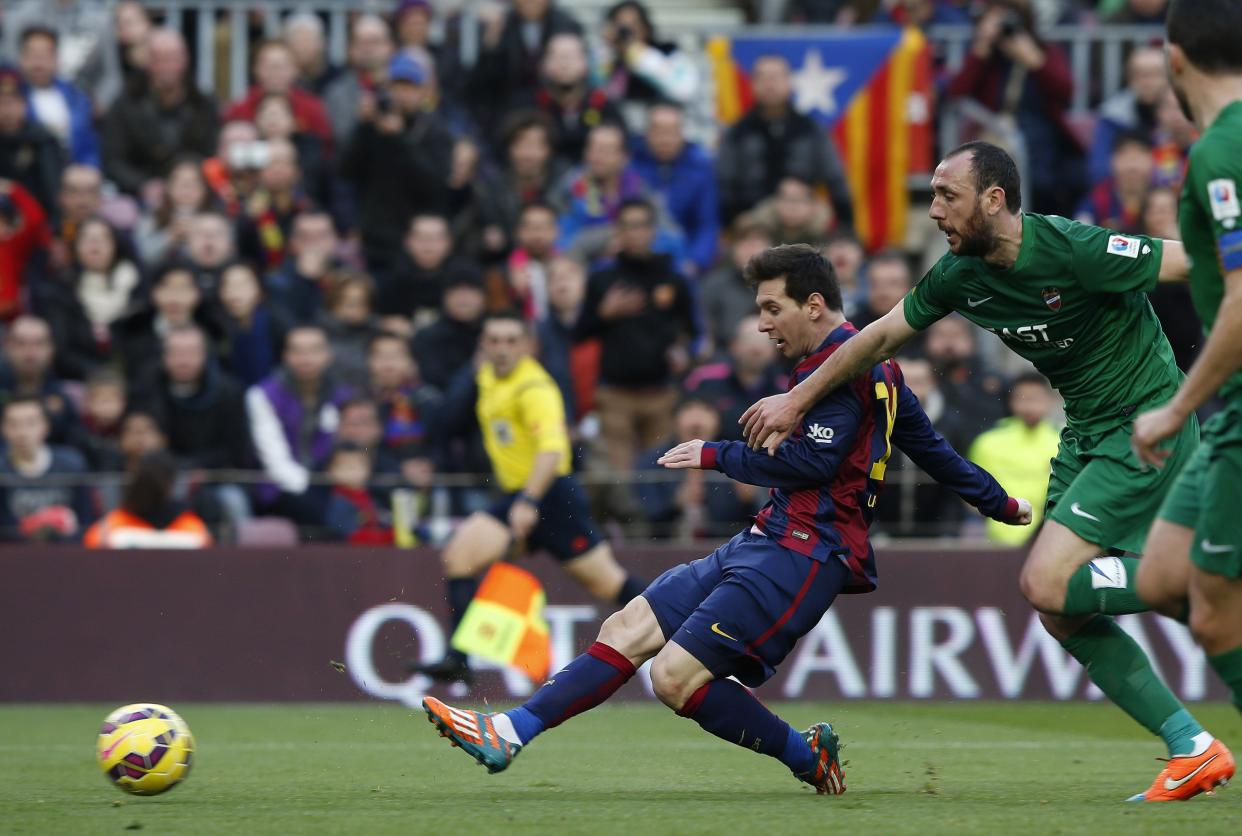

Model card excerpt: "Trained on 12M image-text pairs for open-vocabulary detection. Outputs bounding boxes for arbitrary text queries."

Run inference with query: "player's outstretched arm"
[1157,239,1191,283]
[890,383,1032,526]
[1134,266,1242,465]
[739,304,919,455]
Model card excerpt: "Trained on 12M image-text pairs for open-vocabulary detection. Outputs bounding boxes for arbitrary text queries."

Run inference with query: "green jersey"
[1178,100,1242,401]
[904,213,1179,434]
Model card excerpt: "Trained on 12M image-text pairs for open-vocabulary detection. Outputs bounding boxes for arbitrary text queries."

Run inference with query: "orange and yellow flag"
[451,562,551,682]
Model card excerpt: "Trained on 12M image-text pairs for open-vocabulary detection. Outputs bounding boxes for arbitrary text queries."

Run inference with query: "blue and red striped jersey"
[700,323,1010,593]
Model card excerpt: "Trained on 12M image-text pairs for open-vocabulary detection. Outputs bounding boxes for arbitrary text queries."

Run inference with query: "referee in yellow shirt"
[413,310,646,683]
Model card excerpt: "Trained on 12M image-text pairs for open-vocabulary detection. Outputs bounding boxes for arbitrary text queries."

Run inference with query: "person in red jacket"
[0,180,51,320]
[224,40,332,148]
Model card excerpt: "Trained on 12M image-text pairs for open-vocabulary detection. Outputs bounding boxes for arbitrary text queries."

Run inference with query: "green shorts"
[1158,400,1242,578]
[1045,411,1199,554]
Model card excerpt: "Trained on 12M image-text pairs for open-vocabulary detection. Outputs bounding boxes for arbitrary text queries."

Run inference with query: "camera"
[227,140,271,171]
[999,10,1026,39]
[615,23,635,44]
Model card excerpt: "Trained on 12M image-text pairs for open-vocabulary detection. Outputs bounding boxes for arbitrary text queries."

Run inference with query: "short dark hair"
[500,109,558,149]
[1113,129,1154,154]
[367,330,410,355]
[339,396,379,418]
[483,309,530,332]
[1168,0,1242,73]
[945,141,1022,213]
[1010,371,1051,392]
[19,25,58,49]
[2,394,48,422]
[120,451,179,521]
[617,197,656,222]
[519,200,558,222]
[743,244,843,311]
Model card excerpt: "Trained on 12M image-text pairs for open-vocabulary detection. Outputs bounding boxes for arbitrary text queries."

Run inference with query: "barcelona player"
[421,245,1031,793]
[741,142,1232,799]
[411,310,646,684]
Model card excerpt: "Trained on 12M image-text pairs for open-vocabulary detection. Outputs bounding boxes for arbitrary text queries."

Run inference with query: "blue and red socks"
[677,679,815,775]
[496,642,636,745]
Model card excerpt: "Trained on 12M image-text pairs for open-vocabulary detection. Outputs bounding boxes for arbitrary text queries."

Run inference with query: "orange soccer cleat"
[421,696,522,774]
[1128,738,1235,802]
[794,722,846,796]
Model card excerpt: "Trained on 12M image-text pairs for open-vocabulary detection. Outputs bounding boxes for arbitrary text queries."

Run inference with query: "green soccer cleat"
[794,722,846,795]
[422,697,521,774]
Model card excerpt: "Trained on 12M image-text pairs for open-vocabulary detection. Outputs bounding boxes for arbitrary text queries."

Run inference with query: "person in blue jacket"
[18,26,100,167]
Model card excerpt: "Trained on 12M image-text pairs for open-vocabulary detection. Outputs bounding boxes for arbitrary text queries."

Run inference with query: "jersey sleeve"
[1188,145,1242,272]
[902,261,953,331]
[1067,220,1163,294]
[517,377,570,454]
[701,390,862,489]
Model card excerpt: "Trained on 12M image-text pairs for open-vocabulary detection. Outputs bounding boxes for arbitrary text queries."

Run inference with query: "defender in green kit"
[740,140,1233,800]
[1129,0,1242,801]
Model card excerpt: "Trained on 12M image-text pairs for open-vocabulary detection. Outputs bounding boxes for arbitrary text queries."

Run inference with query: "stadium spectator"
[2,0,122,109]
[555,123,673,261]
[376,214,470,323]
[1075,132,1154,233]
[700,218,773,348]
[217,261,289,387]
[0,315,78,443]
[284,12,340,96]
[394,0,439,60]
[823,230,866,316]
[236,139,313,271]
[116,407,168,470]
[265,209,344,324]
[333,396,402,481]
[184,210,237,295]
[413,275,488,391]
[0,396,94,542]
[684,315,785,443]
[536,256,591,418]
[253,93,330,209]
[533,33,625,169]
[322,15,395,148]
[1106,0,1169,24]
[202,120,261,217]
[597,1,699,126]
[1087,45,1167,186]
[112,263,220,379]
[0,181,51,320]
[444,136,508,264]
[504,201,562,318]
[129,325,250,474]
[366,331,442,463]
[319,272,382,383]
[246,324,354,524]
[112,1,154,96]
[101,29,219,199]
[17,26,100,168]
[874,0,972,26]
[223,40,332,145]
[715,54,852,227]
[631,102,719,274]
[969,372,1060,545]
[1152,87,1196,189]
[923,314,1006,444]
[133,156,216,267]
[744,176,833,249]
[484,113,566,249]
[0,68,63,217]
[871,356,974,538]
[945,0,1084,216]
[35,217,141,376]
[575,198,698,473]
[321,441,393,544]
[636,397,759,540]
[49,164,104,270]
[851,249,913,331]
[465,0,584,140]
[341,52,453,273]
[84,450,213,549]
[73,368,127,471]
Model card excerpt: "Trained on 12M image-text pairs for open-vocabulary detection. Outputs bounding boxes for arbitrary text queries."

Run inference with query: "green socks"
[1062,557,1147,616]
[1209,645,1242,716]
[1060,616,1202,756]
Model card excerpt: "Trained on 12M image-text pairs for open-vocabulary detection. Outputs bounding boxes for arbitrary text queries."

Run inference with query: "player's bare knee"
[1019,563,1065,613]
[597,597,660,659]
[1189,605,1232,655]
[648,655,693,710]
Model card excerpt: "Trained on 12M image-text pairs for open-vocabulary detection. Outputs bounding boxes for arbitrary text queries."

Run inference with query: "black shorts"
[484,475,602,562]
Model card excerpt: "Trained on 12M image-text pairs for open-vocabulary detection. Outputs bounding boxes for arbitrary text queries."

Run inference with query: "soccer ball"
[96,703,194,795]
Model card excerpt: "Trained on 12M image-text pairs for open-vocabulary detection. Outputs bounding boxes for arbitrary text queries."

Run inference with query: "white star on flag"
[791,48,847,117]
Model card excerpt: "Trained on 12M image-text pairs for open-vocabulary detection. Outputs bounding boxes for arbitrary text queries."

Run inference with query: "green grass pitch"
[2,702,1239,835]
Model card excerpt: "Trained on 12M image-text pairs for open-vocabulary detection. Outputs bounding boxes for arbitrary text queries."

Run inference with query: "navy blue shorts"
[485,475,602,562]
[642,529,849,687]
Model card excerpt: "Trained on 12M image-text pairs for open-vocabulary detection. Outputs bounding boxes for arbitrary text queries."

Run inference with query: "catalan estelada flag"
[451,562,551,682]
[709,28,933,251]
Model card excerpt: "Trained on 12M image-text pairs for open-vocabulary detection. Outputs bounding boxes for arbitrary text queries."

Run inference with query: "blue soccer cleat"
[794,722,846,795]
[422,696,522,774]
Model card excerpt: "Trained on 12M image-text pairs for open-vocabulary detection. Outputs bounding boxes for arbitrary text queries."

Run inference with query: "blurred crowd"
[0,0,1195,547]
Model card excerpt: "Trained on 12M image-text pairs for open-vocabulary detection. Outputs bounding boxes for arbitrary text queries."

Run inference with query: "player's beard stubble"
[948,200,999,258]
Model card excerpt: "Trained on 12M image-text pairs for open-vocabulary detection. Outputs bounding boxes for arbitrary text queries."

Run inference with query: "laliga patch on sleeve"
[1208,178,1241,222]
[1219,229,1242,271]
[1106,234,1141,258]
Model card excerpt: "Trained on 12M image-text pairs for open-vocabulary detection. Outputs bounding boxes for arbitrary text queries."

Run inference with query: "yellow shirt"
[968,417,1062,546]
[477,356,572,492]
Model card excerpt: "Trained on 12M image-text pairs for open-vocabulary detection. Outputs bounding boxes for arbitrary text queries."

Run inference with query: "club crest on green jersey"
[1041,287,1062,312]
